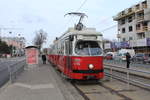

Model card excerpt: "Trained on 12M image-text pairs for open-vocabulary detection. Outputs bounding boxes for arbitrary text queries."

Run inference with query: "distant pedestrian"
[126,52,131,68]
[42,54,46,64]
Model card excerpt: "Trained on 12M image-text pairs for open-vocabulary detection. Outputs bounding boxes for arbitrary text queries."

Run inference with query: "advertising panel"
[26,48,38,64]
[136,39,147,47]
[147,38,150,46]
[120,42,129,48]
[111,42,129,49]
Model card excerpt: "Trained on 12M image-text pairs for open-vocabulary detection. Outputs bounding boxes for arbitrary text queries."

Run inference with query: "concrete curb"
[0,81,10,93]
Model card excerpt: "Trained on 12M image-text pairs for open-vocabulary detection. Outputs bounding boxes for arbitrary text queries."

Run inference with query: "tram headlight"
[88,64,94,69]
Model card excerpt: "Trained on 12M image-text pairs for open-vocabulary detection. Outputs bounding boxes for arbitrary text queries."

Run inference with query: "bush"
[0,39,12,54]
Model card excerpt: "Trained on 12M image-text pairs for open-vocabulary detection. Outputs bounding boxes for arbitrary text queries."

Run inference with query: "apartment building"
[113,0,150,53]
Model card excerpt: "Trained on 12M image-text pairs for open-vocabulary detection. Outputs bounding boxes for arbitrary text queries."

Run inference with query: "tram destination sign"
[77,35,97,40]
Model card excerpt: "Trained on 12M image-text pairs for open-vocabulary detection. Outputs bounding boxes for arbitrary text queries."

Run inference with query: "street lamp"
[9,32,14,57]
[9,31,12,34]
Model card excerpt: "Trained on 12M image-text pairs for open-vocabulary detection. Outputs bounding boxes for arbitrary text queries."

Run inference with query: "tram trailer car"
[48,28,104,80]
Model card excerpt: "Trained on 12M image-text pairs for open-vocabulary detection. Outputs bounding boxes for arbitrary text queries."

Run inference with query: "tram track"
[71,80,133,100]
[72,83,90,100]
[99,83,133,100]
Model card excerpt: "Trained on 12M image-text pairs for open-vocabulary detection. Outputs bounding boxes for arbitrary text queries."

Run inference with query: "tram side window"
[65,41,69,55]
[55,44,58,54]
[65,40,72,55]
[57,44,60,54]
[61,42,64,55]
[69,41,73,55]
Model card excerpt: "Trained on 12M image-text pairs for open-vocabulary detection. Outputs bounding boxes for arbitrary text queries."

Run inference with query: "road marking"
[13,83,31,89]
[13,83,54,90]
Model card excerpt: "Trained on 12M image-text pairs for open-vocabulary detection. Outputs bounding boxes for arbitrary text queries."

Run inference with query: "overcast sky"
[0,0,143,47]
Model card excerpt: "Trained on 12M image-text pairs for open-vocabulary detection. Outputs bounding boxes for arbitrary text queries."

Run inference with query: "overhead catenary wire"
[98,10,150,33]
[93,16,113,27]
[54,0,89,41]
[76,0,88,11]
[55,0,88,41]
[63,0,88,29]
[100,24,117,32]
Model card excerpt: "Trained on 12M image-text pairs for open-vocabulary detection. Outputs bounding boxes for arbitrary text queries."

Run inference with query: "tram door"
[65,39,72,77]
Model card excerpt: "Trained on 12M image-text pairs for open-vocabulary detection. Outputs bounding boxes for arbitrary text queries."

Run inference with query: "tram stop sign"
[25,46,39,65]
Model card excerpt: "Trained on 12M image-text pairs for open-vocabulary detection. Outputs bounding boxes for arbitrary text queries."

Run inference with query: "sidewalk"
[0,62,66,100]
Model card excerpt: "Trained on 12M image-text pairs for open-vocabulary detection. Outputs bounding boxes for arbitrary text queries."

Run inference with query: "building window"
[137,33,145,39]
[121,19,125,25]
[129,26,133,32]
[123,38,126,41]
[122,28,126,33]
[143,22,148,31]
[122,11,125,15]
[142,1,147,8]
[128,16,132,22]
[129,37,133,40]
[136,24,141,30]
[128,8,132,13]
[137,12,144,20]
[135,4,140,10]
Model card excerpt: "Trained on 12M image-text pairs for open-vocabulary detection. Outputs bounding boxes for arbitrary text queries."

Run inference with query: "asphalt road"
[0,57,26,87]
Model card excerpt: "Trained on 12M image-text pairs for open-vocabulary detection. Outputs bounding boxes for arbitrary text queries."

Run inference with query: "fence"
[7,59,26,83]
[104,59,150,68]
[104,59,150,90]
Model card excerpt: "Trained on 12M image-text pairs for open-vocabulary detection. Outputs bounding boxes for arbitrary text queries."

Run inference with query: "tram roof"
[59,27,102,39]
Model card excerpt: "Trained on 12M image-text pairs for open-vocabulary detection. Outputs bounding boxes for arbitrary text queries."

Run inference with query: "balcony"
[113,11,135,20]
[142,4,147,9]
[135,4,147,13]
[136,16,144,22]
[136,26,148,33]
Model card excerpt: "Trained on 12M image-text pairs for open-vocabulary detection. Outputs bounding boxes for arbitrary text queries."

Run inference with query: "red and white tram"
[48,13,104,80]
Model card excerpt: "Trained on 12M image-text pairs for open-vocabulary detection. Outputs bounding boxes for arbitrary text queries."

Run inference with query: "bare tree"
[33,29,47,51]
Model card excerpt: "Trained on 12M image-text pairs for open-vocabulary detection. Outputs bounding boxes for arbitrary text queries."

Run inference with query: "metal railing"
[104,60,150,89]
[7,59,26,83]
[104,59,150,67]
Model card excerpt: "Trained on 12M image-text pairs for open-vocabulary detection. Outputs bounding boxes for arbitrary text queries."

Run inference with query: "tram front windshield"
[75,41,102,56]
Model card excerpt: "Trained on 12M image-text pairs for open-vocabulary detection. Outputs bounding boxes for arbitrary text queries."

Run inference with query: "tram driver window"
[75,41,102,56]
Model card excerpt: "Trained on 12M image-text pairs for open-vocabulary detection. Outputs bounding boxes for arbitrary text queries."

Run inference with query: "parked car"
[131,53,150,64]
[114,49,135,61]
[104,53,113,60]
[114,53,127,61]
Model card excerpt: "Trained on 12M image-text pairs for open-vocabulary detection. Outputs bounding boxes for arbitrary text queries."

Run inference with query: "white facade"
[104,43,111,49]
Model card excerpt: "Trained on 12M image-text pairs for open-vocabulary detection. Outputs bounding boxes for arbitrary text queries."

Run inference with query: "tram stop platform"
[0,60,77,100]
